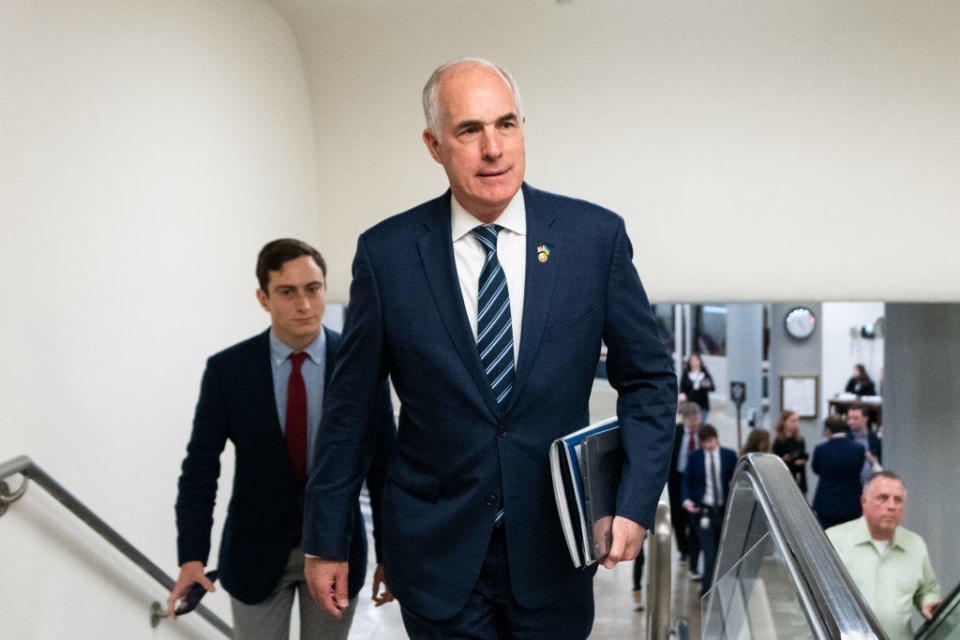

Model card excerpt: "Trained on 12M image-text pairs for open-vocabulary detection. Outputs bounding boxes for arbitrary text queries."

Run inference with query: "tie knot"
[289,352,309,370]
[470,225,502,255]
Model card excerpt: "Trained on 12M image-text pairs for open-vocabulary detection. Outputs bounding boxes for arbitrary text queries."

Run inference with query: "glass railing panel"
[704,532,815,640]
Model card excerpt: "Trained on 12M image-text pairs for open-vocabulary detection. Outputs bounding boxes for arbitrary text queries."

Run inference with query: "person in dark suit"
[668,401,703,577]
[812,415,865,529]
[169,239,395,639]
[678,352,714,423]
[302,58,677,639]
[847,402,882,486]
[681,424,736,595]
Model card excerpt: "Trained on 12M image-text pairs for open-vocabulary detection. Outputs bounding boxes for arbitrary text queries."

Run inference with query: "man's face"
[848,409,868,435]
[701,437,719,453]
[422,62,526,222]
[861,476,905,539]
[682,413,701,434]
[256,255,325,348]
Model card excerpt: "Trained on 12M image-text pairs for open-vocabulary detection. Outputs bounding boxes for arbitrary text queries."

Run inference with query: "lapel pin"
[537,245,551,263]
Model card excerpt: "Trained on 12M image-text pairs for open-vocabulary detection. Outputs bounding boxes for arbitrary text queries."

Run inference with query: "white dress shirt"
[702,448,723,507]
[451,191,526,362]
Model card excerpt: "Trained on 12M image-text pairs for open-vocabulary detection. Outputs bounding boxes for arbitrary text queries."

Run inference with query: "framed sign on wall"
[780,375,819,419]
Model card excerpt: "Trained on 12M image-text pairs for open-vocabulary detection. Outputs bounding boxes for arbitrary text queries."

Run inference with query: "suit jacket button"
[485,493,497,507]
[498,426,507,437]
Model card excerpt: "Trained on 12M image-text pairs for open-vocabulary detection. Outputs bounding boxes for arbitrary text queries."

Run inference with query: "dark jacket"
[811,437,865,520]
[680,370,714,411]
[682,446,737,508]
[302,184,678,620]
[175,327,395,604]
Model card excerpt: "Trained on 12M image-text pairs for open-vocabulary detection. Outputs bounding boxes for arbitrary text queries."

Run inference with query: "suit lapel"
[252,330,285,439]
[416,193,502,419]
[502,183,561,415]
[322,326,339,388]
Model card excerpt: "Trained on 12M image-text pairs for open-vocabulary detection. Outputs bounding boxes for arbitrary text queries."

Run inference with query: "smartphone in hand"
[175,570,219,616]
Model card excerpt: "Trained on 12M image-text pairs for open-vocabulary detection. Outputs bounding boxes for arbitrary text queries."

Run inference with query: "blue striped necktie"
[471,224,515,407]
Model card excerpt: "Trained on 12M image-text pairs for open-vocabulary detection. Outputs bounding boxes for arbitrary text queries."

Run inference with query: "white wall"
[270,0,960,303]
[820,302,885,417]
[0,0,320,635]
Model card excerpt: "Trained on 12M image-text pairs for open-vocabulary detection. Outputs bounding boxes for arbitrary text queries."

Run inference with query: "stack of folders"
[549,417,623,568]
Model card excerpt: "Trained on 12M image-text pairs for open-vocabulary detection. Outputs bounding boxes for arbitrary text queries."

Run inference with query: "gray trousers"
[229,547,357,640]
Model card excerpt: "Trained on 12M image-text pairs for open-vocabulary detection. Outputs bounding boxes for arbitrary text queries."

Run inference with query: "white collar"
[451,189,526,241]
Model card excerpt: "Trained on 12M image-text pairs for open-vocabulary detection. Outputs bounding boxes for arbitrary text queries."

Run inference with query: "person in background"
[682,424,736,596]
[845,363,877,396]
[812,415,865,529]
[669,401,702,578]
[679,352,714,423]
[827,471,941,640]
[772,410,809,497]
[739,428,771,455]
[847,402,882,489]
[169,239,395,640]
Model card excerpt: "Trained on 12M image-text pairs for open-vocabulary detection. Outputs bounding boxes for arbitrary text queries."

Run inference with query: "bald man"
[302,58,676,639]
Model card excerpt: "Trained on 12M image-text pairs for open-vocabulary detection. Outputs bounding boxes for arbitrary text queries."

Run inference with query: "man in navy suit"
[847,402,882,486]
[812,415,865,529]
[302,58,676,639]
[669,401,703,576]
[170,239,395,639]
[681,424,736,595]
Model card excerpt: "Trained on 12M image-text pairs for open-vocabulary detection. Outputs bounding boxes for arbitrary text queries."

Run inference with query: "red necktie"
[286,352,309,487]
[688,433,695,453]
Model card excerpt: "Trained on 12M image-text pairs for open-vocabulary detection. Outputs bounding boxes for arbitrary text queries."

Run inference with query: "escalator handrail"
[0,454,232,637]
[914,578,960,639]
[711,453,887,639]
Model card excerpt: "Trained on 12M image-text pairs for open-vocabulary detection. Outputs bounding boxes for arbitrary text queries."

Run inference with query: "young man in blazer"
[682,424,736,596]
[302,59,677,639]
[169,239,395,639]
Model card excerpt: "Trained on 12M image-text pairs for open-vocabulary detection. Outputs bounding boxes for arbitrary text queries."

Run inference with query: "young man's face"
[256,255,325,348]
[847,409,868,435]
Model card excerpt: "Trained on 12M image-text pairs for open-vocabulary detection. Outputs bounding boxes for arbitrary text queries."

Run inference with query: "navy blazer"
[681,447,737,508]
[811,436,865,520]
[303,184,677,620]
[848,429,882,463]
[175,327,395,604]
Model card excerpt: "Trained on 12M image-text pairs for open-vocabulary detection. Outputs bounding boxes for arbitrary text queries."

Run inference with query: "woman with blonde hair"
[772,410,808,496]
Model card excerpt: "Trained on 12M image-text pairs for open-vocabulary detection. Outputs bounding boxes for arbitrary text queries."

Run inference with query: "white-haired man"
[302,58,677,639]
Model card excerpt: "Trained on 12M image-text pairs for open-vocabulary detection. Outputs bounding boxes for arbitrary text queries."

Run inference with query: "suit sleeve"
[174,358,230,566]
[365,379,396,564]
[602,217,678,530]
[303,235,389,560]
[681,460,695,506]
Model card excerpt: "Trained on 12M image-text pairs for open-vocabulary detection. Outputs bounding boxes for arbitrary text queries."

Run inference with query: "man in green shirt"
[827,471,941,640]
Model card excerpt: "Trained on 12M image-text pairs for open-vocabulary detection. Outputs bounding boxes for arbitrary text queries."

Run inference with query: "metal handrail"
[0,455,232,637]
[646,502,672,640]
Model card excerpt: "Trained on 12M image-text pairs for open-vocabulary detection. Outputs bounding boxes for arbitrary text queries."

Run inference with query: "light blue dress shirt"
[677,428,697,473]
[269,329,326,473]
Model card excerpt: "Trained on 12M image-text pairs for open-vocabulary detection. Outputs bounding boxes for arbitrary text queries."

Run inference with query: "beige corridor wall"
[0,0,320,635]
[270,0,960,303]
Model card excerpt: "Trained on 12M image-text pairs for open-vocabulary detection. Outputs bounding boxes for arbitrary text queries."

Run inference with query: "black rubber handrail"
[0,454,232,637]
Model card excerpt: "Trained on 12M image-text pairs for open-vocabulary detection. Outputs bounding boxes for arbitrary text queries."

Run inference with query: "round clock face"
[785,307,817,340]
